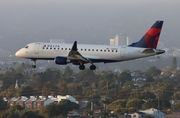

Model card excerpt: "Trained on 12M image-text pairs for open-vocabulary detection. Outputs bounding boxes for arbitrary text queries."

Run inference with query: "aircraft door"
[120,47,126,58]
[34,43,40,54]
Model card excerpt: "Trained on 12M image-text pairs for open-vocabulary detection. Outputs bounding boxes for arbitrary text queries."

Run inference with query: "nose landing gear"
[31,59,37,68]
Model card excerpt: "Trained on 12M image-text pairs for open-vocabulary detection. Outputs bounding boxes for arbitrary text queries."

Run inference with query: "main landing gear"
[79,65,85,70]
[32,60,37,68]
[79,64,96,70]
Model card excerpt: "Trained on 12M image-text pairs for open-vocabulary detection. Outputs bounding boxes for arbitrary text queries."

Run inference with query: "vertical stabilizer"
[128,21,163,49]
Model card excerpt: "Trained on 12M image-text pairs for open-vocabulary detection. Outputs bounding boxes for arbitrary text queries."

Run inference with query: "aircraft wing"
[68,41,94,64]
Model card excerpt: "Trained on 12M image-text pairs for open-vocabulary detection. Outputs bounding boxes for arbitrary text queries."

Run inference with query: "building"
[110,34,130,46]
[140,108,165,118]
[16,96,28,108]
[7,95,77,109]
[110,35,119,46]
[110,39,115,46]
[15,80,19,89]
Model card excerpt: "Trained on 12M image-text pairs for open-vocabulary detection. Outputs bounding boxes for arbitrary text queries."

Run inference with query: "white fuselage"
[15,42,158,64]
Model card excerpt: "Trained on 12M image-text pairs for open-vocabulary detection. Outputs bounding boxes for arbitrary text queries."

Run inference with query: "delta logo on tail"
[128,21,163,49]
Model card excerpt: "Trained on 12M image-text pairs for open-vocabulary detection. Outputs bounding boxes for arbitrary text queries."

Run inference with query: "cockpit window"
[24,45,29,49]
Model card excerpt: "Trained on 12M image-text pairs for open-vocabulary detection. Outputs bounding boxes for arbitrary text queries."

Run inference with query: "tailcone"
[155,49,165,55]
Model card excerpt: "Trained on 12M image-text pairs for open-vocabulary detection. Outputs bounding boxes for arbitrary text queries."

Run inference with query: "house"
[140,108,165,118]
[25,96,37,109]
[35,96,47,109]
[16,96,28,108]
[7,95,78,110]
[9,97,20,106]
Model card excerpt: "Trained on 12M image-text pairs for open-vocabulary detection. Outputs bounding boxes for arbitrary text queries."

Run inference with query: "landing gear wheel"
[32,65,36,68]
[31,59,37,68]
[90,65,96,70]
[79,65,85,70]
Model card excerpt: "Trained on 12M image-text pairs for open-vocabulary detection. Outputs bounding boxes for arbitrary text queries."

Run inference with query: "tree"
[118,71,132,84]
[122,81,134,90]
[0,96,6,111]
[126,99,144,109]
[172,102,180,110]
[142,99,171,110]
[40,103,61,118]
[62,66,73,77]
[57,81,68,95]
[1,85,17,99]
[16,86,34,97]
[146,66,161,77]
[139,91,156,100]
[19,110,44,118]
[2,105,24,118]
[107,99,126,110]
[142,99,158,109]
[159,83,174,100]
[42,82,58,96]
[59,99,79,112]
[40,100,79,117]
[144,74,154,82]
[171,57,177,71]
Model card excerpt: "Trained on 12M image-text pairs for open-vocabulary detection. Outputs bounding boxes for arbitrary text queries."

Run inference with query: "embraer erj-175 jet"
[15,21,165,70]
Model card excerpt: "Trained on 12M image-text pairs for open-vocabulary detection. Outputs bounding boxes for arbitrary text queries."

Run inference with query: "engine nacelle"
[55,56,70,65]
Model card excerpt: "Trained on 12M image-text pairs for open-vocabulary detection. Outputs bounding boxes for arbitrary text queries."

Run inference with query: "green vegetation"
[0,58,180,117]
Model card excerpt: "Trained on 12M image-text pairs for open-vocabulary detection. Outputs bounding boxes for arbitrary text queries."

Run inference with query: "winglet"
[128,21,163,49]
[72,41,77,51]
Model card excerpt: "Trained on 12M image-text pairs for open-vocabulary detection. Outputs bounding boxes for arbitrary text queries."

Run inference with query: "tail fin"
[128,21,163,49]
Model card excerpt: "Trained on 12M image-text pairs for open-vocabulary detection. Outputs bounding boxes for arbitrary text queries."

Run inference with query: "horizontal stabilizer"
[141,48,155,53]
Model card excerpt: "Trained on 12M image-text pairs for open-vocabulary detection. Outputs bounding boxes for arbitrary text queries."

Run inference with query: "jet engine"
[55,56,70,65]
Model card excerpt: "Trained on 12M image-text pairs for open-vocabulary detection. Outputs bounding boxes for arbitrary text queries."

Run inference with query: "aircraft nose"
[15,50,21,57]
[15,51,19,57]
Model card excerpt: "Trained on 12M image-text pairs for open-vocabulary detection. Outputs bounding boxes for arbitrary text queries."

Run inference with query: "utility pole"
[158,78,160,109]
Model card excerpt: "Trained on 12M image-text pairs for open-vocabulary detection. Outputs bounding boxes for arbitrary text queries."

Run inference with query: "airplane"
[15,21,165,70]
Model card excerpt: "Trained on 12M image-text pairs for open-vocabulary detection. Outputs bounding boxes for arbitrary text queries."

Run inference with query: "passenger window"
[104,50,106,52]
[96,49,98,51]
[85,49,86,51]
[61,48,63,50]
[92,49,94,51]
[108,50,110,52]
[88,49,90,51]
[112,50,114,52]
[81,49,83,51]
[100,50,102,52]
